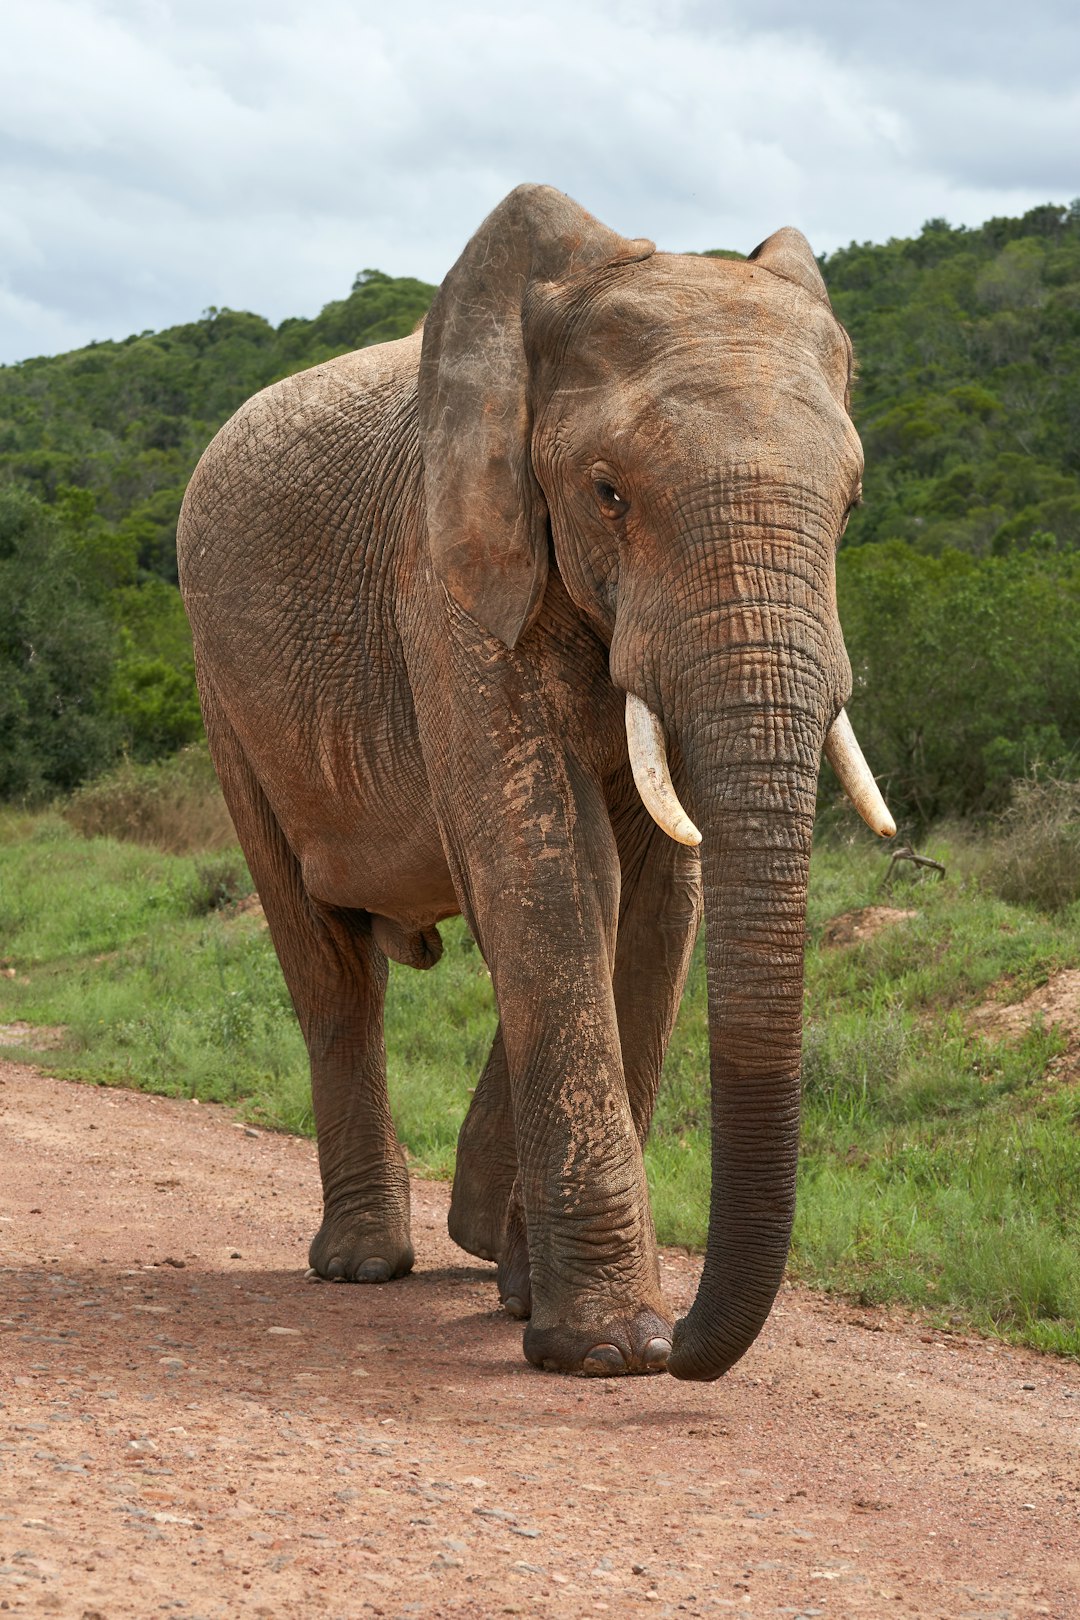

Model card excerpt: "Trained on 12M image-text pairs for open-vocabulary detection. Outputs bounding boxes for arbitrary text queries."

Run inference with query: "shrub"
[190,851,254,914]
[63,745,237,854]
[982,774,1080,911]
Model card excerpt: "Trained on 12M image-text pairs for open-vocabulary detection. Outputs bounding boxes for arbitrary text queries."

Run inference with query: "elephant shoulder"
[178,330,423,569]
[210,328,421,469]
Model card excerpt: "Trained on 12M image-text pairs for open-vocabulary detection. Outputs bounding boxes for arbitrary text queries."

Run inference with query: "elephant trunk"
[613,486,895,1381]
[666,707,817,1381]
[623,687,893,1377]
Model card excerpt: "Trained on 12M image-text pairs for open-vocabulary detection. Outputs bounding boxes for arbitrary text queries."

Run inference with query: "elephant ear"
[748,226,830,305]
[418,184,653,648]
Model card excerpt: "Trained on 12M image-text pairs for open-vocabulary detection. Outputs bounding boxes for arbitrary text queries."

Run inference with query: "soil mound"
[970,968,1080,1081]
[820,905,917,948]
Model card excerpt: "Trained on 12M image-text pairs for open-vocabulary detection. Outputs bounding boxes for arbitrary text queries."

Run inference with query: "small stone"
[266,1327,301,1336]
[632,1564,647,1575]
[1022,1383,1036,1391]
[230,1252,242,1260]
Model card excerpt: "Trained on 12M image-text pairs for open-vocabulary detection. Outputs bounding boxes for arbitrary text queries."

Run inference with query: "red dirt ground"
[1,1061,1078,1619]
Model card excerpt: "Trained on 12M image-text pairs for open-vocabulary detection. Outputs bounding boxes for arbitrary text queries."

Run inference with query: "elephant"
[177,184,893,1382]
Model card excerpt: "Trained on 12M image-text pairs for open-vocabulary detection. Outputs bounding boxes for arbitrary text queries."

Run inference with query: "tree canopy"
[825,201,1080,558]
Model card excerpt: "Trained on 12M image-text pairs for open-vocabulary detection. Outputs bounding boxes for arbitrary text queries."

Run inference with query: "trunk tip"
[665,1312,739,1382]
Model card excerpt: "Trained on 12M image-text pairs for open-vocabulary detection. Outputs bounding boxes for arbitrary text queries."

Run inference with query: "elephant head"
[419,185,893,1382]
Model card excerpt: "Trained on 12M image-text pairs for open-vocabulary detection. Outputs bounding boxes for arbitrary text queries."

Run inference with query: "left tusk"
[625,693,702,847]
[824,708,896,838]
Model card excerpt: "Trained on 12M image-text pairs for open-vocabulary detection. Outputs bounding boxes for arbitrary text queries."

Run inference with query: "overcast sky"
[1,0,1077,365]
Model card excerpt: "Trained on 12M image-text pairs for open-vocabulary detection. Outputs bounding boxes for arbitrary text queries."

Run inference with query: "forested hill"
[2,201,1079,814]
[4,203,1080,579]
[825,202,1080,555]
[0,270,435,583]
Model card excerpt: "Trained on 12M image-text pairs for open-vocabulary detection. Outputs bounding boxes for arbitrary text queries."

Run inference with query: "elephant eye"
[593,479,629,519]
[837,481,863,543]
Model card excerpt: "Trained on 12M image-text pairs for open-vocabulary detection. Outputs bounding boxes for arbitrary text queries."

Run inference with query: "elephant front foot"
[307,1203,414,1284]
[523,1304,673,1376]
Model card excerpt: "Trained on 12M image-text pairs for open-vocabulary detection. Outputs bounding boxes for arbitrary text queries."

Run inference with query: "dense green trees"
[0,270,435,585]
[826,201,1080,557]
[0,487,121,797]
[836,543,1080,825]
[1,206,1079,818]
[0,486,205,797]
[0,272,433,800]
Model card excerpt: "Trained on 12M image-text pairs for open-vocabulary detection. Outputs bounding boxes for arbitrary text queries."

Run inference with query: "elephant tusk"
[824,708,896,838]
[625,693,702,847]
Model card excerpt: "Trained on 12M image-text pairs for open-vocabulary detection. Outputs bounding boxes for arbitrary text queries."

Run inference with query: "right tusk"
[824,708,896,838]
[625,693,702,847]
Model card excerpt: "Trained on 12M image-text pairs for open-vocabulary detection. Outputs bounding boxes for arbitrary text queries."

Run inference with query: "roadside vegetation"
[2,757,1077,1358]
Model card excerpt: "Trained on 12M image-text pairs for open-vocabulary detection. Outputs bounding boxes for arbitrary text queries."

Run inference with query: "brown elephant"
[177,185,892,1381]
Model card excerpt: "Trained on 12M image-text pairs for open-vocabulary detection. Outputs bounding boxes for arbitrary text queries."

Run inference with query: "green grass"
[1,813,1078,1357]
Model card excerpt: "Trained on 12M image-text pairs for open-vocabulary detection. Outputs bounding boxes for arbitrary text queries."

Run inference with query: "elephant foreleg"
[455,790,701,1320]
[448,1023,532,1317]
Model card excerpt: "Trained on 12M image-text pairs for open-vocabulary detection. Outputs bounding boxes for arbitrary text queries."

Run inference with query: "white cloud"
[0,0,1076,363]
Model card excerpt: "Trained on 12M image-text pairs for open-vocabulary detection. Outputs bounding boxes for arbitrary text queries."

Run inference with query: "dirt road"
[1,1061,1077,1619]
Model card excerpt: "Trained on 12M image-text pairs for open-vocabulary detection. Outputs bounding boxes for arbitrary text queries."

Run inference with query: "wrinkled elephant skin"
[177,185,883,1380]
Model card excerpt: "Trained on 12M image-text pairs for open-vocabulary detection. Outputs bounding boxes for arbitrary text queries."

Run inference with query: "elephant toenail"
[581,1344,627,1377]
[325,1257,346,1280]
[643,1337,672,1370]
[501,1294,529,1320]
[356,1257,391,1283]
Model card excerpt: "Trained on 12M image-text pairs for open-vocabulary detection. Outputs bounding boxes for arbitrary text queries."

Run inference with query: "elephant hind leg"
[448,1024,517,1265]
[450,1024,531,1317]
[200,681,413,1284]
[449,1033,532,1320]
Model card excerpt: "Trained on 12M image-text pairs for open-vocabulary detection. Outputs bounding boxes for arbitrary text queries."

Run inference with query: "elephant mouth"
[624,691,895,844]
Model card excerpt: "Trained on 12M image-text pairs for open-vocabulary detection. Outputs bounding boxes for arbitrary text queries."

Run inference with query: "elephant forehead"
[536,335,860,492]
[535,252,850,399]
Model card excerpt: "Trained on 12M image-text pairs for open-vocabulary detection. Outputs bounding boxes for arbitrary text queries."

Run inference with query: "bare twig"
[881,844,946,889]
